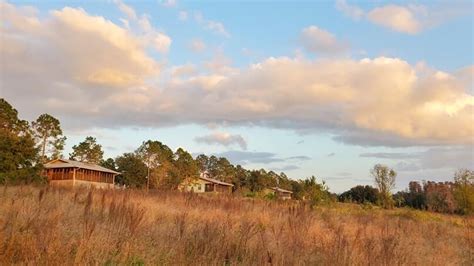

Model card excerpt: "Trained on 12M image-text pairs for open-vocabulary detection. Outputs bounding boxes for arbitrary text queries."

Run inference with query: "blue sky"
[2,0,473,192]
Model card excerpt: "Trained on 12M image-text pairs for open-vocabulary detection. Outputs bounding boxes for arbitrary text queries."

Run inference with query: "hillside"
[0,186,472,265]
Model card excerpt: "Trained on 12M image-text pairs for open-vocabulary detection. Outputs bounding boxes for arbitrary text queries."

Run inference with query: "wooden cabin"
[264,187,293,200]
[43,159,119,189]
[180,172,233,194]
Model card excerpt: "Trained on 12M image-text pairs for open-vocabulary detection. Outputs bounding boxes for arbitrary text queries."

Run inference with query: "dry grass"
[0,185,472,265]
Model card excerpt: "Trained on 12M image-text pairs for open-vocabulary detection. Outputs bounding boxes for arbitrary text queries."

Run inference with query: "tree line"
[1,98,472,213]
[338,165,473,215]
[0,98,332,204]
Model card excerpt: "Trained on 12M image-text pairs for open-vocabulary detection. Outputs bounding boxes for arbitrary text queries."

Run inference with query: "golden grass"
[0,185,473,265]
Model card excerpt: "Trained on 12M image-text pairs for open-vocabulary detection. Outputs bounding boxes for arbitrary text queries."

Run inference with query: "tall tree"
[69,136,104,164]
[371,164,396,208]
[338,185,379,204]
[115,153,147,188]
[100,158,117,171]
[170,148,199,189]
[31,113,66,162]
[195,154,209,172]
[135,140,174,189]
[0,98,39,183]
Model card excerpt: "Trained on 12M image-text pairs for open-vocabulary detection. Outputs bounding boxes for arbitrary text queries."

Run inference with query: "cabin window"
[198,184,202,190]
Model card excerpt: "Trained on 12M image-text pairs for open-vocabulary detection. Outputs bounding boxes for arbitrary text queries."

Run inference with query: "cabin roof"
[199,174,234,187]
[270,187,293,194]
[44,159,120,175]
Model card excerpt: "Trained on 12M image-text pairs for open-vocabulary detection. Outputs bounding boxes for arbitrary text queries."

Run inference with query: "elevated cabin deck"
[43,159,120,189]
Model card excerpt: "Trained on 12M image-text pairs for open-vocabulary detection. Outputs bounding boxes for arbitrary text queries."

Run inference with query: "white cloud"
[335,0,364,20]
[206,20,230,38]
[189,38,206,53]
[336,1,470,34]
[367,5,422,34]
[161,0,177,8]
[193,11,230,37]
[114,1,171,53]
[2,2,473,148]
[170,63,197,78]
[300,26,348,55]
[195,132,247,150]
[114,0,137,20]
[152,33,172,53]
[178,10,188,21]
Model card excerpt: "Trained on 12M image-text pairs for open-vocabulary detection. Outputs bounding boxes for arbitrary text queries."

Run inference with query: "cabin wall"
[45,168,74,181]
[181,179,209,193]
[75,169,114,184]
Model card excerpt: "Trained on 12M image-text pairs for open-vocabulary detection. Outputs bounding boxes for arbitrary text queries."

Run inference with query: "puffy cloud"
[367,5,421,34]
[114,1,171,53]
[2,2,473,148]
[170,63,197,78]
[300,26,348,55]
[336,1,470,34]
[152,33,172,53]
[195,132,247,150]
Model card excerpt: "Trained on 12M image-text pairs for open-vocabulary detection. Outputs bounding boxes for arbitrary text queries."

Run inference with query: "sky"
[1,0,473,193]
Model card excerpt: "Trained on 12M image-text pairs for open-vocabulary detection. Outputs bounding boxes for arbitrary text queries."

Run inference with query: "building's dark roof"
[44,159,120,175]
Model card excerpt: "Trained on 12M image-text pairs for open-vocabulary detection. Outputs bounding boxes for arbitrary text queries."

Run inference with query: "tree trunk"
[41,134,48,163]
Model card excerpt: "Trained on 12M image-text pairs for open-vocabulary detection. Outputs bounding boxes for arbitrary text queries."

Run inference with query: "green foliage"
[264,192,277,200]
[115,153,147,188]
[393,181,426,209]
[135,140,174,189]
[100,158,117,171]
[339,185,379,204]
[300,176,331,207]
[31,113,66,162]
[169,148,199,189]
[69,136,104,164]
[0,98,41,184]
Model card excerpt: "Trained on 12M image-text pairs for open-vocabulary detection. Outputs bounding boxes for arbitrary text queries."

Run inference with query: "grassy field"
[0,186,473,265]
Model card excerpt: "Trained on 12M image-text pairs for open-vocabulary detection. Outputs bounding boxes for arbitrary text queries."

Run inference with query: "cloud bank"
[195,132,247,150]
[2,2,473,148]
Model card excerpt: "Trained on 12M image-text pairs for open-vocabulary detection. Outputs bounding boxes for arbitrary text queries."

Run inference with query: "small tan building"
[43,159,119,189]
[264,187,293,200]
[180,173,233,193]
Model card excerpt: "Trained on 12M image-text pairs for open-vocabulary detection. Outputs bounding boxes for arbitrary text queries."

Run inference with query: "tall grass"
[0,185,472,265]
